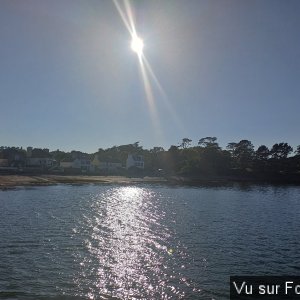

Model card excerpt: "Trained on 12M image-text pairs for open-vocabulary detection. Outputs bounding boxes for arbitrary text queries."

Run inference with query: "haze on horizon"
[0,0,299,153]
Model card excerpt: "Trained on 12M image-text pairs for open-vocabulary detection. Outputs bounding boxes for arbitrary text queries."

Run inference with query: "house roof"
[61,158,73,162]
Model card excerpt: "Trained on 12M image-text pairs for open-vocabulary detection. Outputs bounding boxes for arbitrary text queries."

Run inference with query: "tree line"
[1,138,300,181]
[164,138,300,180]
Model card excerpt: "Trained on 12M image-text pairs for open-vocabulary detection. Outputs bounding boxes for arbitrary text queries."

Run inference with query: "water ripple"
[1,184,300,299]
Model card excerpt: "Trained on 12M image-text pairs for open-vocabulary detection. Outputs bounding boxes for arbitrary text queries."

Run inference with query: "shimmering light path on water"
[1,184,300,299]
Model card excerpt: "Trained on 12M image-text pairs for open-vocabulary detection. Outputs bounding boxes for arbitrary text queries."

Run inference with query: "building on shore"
[91,154,122,172]
[126,154,144,169]
[60,158,94,172]
[26,147,56,169]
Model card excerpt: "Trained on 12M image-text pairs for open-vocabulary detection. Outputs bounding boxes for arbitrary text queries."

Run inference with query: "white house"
[27,157,56,168]
[72,158,94,171]
[126,154,144,169]
[26,146,56,169]
[60,158,94,172]
[91,155,122,171]
[60,160,73,169]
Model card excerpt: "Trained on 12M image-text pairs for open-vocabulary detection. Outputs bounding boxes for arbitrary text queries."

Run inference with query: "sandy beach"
[0,175,167,189]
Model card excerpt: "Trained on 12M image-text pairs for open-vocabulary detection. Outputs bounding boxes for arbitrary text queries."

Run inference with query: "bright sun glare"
[131,35,144,57]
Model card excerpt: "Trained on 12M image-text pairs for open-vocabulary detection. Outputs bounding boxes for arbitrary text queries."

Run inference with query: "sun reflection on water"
[72,186,193,299]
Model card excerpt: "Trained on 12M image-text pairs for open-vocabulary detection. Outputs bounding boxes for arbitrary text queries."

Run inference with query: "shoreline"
[0,175,168,190]
[1,174,300,190]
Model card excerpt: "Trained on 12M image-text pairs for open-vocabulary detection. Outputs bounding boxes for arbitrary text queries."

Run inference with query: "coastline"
[1,174,300,190]
[0,175,168,190]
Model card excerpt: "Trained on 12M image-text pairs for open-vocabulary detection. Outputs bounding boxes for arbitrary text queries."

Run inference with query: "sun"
[131,35,144,57]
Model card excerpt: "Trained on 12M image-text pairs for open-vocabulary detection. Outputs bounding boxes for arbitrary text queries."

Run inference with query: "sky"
[1,0,299,153]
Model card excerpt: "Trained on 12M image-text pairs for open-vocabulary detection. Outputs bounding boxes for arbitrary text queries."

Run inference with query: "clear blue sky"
[1,0,299,153]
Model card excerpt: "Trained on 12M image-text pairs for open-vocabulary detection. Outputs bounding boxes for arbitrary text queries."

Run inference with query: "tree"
[198,137,220,149]
[168,145,178,152]
[133,141,142,151]
[270,143,293,159]
[235,140,254,167]
[226,142,238,157]
[150,147,164,154]
[253,145,270,173]
[227,140,254,169]
[255,145,270,160]
[180,138,192,149]
[50,149,68,162]
[158,145,179,174]
[31,148,51,158]
[295,145,300,156]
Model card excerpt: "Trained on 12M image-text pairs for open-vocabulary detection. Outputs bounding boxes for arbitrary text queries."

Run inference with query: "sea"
[1,183,300,299]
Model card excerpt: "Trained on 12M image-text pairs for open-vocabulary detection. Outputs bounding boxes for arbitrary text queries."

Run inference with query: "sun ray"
[138,57,164,144]
[113,0,185,145]
[124,0,136,36]
[142,56,186,133]
[112,0,134,36]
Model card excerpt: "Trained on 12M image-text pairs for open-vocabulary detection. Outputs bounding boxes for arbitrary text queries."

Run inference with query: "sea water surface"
[1,184,300,299]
